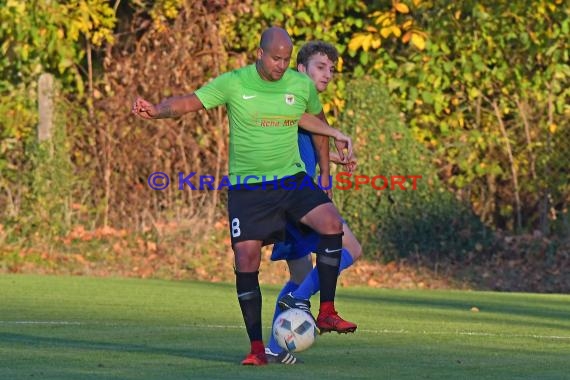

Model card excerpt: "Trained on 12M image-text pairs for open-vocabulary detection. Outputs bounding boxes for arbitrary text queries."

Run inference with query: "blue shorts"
[270,219,347,261]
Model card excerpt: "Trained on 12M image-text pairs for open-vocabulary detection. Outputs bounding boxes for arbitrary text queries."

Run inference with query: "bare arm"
[132,93,204,119]
[299,113,340,137]
[311,111,332,197]
[299,113,353,163]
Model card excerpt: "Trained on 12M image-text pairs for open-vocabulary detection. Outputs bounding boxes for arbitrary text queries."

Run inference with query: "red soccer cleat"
[317,310,357,334]
[241,352,268,366]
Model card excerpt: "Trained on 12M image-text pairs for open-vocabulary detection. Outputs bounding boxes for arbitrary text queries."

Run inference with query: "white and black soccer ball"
[272,308,318,353]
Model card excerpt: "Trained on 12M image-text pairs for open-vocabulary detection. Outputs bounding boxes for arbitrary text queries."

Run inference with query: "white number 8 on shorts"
[231,218,241,238]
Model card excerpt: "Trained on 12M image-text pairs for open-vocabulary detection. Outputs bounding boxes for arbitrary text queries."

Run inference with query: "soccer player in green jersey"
[132,27,354,366]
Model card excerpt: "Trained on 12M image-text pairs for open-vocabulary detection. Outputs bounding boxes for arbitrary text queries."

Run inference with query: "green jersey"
[195,64,322,184]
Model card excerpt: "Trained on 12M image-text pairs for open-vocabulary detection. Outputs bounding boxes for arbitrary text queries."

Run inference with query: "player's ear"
[298,63,307,73]
[257,48,263,60]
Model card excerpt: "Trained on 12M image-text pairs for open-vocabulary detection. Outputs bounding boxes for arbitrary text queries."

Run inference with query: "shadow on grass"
[0,332,238,364]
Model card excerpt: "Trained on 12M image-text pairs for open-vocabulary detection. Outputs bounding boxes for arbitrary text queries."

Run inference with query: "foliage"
[225,0,366,52]
[227,0,569,234]
[0,0,215,238]
[0,0,116,93]
[348,0,428,74]
[0,0,117,234]
[335,78,489,260]
[345,0,570,234]
[6,92,88,245]
[1,0,568,265]
[83,0,252,229]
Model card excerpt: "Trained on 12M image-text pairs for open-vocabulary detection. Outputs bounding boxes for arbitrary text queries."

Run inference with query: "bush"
[335,78,490,261]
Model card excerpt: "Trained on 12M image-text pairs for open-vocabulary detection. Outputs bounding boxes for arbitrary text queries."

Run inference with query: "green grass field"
[0,274,568,379]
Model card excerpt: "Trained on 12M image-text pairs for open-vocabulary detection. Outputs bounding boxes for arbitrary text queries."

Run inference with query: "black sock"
[316,233,343,303]
[235,271,262,342]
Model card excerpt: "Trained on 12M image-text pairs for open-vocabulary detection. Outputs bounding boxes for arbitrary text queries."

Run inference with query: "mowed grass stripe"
[0,275,568,380]
[2,322,568,341]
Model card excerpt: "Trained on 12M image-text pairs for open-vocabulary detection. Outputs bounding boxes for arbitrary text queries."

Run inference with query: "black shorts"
[227,172,331,246]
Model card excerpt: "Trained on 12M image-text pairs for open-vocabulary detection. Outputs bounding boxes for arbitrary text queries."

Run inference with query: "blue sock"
[292,248,354,300]
[267,280,299,354]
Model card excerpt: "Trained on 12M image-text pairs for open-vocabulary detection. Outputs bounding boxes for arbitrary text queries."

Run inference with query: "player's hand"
[343,157,358,173]
[329,151,342,164]
[132,97,158,119]
[330,152,357,173]
[333,131,353,164]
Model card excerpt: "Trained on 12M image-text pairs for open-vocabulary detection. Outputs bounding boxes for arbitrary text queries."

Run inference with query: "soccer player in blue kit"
[265,41,363,364]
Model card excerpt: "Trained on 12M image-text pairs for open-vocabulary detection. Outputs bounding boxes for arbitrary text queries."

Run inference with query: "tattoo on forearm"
[156,104,177,119]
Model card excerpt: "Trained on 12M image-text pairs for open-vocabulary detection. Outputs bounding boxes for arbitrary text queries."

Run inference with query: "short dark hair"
[296,41,339,67]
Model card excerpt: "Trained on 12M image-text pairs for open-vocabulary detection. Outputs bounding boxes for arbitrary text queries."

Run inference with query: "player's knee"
[233,244,261,272]
[322,217,343,235]
[343,226,362,262]
[290,271,308,285]
[288,256,313,284]
[349,240,362,262]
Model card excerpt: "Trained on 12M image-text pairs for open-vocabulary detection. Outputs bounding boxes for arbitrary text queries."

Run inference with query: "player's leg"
[341,223,362,263]
[229,186,288,366]
[298,204,357,333]
[299,202,343,301]
[291,222,361,300]
[266,254,312,364]
[269,232,310,316]
[233,240,266,365]
[281,173,357,333]
[274,225,318,312]
[292,248,351,300]
[300,203,343,295]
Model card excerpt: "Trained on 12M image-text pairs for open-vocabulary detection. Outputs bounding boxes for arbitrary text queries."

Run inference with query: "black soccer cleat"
[278,292,318,326]
[278,292,311,314]
[265,348,304,364]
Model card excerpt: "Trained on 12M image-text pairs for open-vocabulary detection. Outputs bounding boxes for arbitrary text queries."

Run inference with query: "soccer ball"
[272,308,318,353]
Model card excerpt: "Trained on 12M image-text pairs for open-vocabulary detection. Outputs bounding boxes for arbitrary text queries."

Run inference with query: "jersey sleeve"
[194,72,233,110]
[305,80,323,115]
